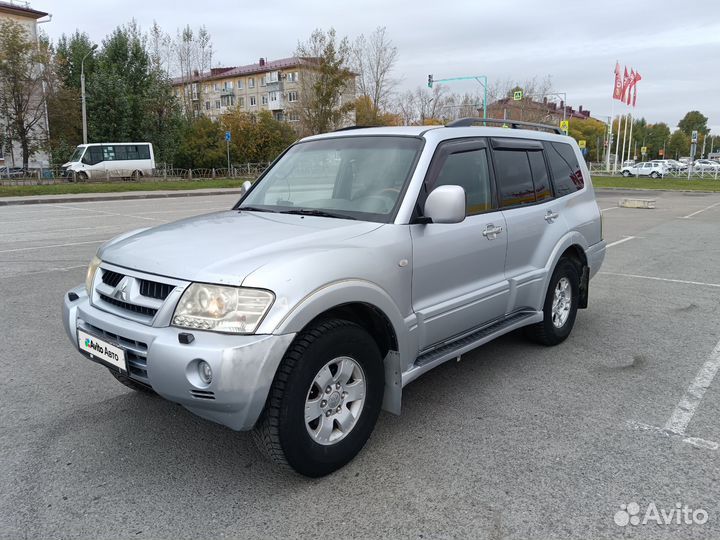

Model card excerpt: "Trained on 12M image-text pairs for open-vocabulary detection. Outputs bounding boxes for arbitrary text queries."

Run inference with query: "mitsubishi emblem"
[113,277,130,302]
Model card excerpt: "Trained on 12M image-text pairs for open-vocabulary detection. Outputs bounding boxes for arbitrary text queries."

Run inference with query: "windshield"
[69,146,86,163]
[239,136,422,223]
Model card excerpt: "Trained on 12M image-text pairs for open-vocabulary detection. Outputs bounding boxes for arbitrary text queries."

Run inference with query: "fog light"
[198,360,212,385]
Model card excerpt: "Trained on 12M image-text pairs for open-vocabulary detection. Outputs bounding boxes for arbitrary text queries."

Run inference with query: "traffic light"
[427,74,433,88]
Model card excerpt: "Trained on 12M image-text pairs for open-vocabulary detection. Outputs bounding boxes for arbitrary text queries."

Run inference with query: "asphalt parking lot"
[1,188,719,539]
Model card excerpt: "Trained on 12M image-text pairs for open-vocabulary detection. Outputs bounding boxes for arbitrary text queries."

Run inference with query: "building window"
[267,71,279,83]
[269,91,277,101]
[248,78,255,88]
[224,81,233,91]
[205,101,210,110]
[250,96,257,106]
[262,94,268,105]
[286,111,299,122]
[215,100,221,109]
[237,79,243,89]
[221,95,235,107]
[260,76,266,87]
[213,83,220,92]
[239,96,245,108]
[204,84,210,93]
[287,91,298,103]
[287,71,298,82]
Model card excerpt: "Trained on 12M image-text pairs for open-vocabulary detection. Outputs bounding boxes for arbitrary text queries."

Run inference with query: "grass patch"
[0,178,250,198]
[592,175,720,192]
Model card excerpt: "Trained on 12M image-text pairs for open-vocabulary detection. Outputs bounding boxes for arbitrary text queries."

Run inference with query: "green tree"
[667,130,690,160]
[174,117,225,169]
[293,28,355,135]
[568,118,606,162]
[0,19,50,168]
[221,110,297,163]
[677,111,708,137]
[55,31,96,89]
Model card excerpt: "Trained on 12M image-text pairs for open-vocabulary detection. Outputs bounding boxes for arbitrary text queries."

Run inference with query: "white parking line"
[605,236,636,248]
[53,203,163,222]
[680,201,720,219]
[0,239,105,253]
[0,225,120,237]
[664,337,720,435]
[0,264,86,279]
[600,206,620,213]
[599,272,720,289]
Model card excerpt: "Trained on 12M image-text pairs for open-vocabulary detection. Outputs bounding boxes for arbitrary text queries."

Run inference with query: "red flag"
[612,62,623,101]
[625,69,636,104]
[621,67,632,102]
[632,72,642,107]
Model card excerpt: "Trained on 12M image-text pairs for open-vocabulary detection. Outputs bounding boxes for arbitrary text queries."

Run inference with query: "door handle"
[544,211,559,222]
[482,224,503,238]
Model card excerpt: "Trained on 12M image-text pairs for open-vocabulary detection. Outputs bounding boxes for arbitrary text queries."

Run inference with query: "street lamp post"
[80,45,97,145]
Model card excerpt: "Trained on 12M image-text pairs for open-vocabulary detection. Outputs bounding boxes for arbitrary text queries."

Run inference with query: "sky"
[38,0,720,134]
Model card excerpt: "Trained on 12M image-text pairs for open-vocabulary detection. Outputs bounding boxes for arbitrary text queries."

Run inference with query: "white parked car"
[621,161,667,178]
[692,159,720,172]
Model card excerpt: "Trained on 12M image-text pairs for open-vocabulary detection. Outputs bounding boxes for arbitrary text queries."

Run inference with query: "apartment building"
[172,56,355,126]
[0,0,50,169]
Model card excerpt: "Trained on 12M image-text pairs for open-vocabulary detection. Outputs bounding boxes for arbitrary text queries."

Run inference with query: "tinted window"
[433,149,493,214]
[83,146,103,165]
[528,151,552,202]
[546,142,584,196]
[139,145,151,159]
[114,145,127,160]
[494,149,535,207]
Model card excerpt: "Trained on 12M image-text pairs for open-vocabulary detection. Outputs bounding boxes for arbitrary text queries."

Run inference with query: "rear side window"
[493,149,535,208]
[433,149,493,214]
[545,142,584,196]
[527,151,552,202]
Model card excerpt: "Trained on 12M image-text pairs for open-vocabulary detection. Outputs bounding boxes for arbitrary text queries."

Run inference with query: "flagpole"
[607,99,615,172]
[620,110,629,168]
[613,113,623,172]
[626,113,634,162]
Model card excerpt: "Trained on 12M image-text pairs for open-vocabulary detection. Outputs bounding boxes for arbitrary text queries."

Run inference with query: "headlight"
[86,255,101,294]
[172,284,274,334]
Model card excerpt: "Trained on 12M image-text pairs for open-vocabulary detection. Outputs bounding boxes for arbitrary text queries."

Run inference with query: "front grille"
[81,321,150,384]
[139,279,174,300]
[99,294,158,317]
[102,269,124,287]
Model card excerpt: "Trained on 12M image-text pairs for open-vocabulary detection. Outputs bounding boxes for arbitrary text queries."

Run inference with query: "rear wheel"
[131,170,143,180]
[524,258,580,346]
[650,171,660,178]
[253,319,384,477]
[76,171,88,181]
[622,170,631,177]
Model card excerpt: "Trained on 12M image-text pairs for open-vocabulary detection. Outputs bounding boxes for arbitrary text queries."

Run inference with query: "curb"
[595,187,719,194]
[0,188,244,206]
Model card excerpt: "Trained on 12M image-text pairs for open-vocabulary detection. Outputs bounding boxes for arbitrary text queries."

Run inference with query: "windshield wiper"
[238,206,277,213]
[281,208,357,220]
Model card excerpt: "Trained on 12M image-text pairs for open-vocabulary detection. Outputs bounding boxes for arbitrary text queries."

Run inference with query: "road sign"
[225,131,231,141]
[691,130,698,143]
[641,146,647,154]
[427,74,433,88]
[513,90,523,101]
[578,140,586,149]
[560,120,569,134]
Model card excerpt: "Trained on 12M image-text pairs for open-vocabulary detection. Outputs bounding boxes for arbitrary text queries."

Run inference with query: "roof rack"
[445,117,564,135]
[332,125,380,132]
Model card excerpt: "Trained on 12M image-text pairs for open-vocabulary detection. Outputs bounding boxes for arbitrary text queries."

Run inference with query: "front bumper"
[63,285,295,431]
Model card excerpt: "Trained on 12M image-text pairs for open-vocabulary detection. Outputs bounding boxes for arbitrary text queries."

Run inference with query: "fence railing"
[0,162,271,186]
[587,162,720,179]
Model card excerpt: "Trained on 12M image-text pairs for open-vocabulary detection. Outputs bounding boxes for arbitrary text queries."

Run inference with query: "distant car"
[692,159,720,172]
[650,159,683,173]
[679,157,692,165]
[621,161,667,178]
[622,160,636,168]
[0,167,27,179]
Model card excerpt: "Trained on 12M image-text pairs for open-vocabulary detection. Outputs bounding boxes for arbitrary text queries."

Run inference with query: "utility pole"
[81,45,98,145]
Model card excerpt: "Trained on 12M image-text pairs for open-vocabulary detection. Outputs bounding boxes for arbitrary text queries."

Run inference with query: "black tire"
[109,369,155,394]
[622,170,631,177]
[524,258,580,346]
[76,171,88,181]
[131,170,143,180]
[650,171,660,178]
[253,319,384,477]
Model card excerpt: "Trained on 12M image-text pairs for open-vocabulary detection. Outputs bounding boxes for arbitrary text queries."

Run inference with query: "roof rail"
[445,117,564,135]
[332,125,380,132]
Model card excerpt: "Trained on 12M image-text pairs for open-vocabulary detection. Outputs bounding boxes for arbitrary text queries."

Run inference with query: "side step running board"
[402,311,542,387]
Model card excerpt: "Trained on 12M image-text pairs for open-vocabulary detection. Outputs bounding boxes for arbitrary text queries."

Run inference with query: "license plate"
[78,330,127,372]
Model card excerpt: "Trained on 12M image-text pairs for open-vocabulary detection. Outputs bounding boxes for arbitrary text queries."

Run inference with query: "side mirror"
[242,180,252,193]
[423,185,466,224]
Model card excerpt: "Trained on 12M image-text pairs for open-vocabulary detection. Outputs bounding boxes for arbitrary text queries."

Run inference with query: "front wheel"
[524,258,580,346]
[650,171,660,178]
[254,319,384,477]
[622,170,631,177]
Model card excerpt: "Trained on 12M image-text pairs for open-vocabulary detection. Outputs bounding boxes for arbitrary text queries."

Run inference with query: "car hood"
[99,210,384,285]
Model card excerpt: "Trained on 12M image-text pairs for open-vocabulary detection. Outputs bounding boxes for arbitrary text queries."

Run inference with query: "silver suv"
[63,119,605,476]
